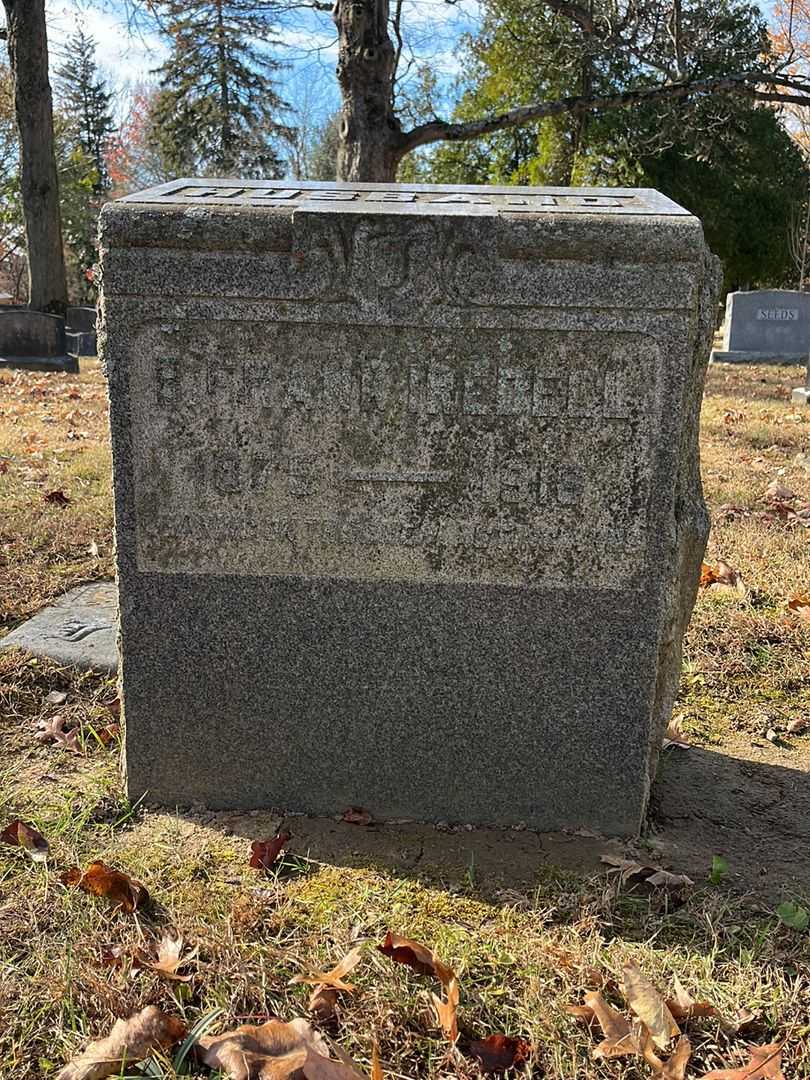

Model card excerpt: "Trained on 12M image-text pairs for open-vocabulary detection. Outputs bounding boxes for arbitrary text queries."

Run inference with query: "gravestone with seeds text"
[100,179,718,836]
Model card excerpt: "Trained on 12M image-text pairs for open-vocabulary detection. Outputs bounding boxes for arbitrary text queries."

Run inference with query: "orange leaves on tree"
[61,860,148,913]
[56,1005,186,1080]
[249,830,291,871]
[0,818,49,861]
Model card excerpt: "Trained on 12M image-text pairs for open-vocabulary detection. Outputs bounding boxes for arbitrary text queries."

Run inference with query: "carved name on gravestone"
[101,179,718,836]
[712,289,810,364]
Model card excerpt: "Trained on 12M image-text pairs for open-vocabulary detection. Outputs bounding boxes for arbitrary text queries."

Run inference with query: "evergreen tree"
[54,26,115,194]
[148,0,292,177]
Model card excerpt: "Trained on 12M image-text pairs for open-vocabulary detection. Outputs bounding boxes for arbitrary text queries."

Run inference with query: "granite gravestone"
[712,289,810,364]
[100,179,718,836]
[793,364,810,406]
[0,310,77,373]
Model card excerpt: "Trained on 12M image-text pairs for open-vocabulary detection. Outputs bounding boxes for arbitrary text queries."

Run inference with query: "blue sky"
[43,0,483,125]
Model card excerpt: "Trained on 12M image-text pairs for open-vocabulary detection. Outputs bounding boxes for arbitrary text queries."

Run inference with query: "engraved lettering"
[463,361,491,415]
[307,190,360,201]
[155,357,180,407]
[366,191,417,203]
[426,362,455,414]
[497,365,531,415]
[603,370,631,419]
[532,376,565,417]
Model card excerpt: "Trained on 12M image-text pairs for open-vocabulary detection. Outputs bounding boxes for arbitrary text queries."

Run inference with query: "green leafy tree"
[428,0,806,288]
[54,26,115,194]
[148,0,292,177]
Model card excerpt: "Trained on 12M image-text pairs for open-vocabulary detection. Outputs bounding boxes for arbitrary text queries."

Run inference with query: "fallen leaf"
[622,962,680,1050]
[308,985,340,1023]
[701,1043,785,1080]
[56,1005,186,1080]
[787,595,810,622]
[341,807,373,826]
[136,931,198,981]
[600,856,693,890]
[88,540,100,558]
[377,931,455,987]
[432,972,460,1043]
[62,860,148,912]
[249,830,291,871]
[645,870,694,888]
[468,1034,531,1072]
[666,976,719,1022]
[787,719,807,735]
[700,560,745,594]
[44,488,70,505]
[47,690,68,705]
[654,1035,692,1079]
[198,1017,366,1080]
[0,819,49,861]
[291,946,363,991]
[569,990,640,1059]
[36,713,81,754]
[89,722,120,747]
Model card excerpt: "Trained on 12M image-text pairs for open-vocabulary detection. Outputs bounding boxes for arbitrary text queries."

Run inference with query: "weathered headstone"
[712,289,810,364]
[100,179,718,836]
[0,309,78,373]
[66,305,98,359]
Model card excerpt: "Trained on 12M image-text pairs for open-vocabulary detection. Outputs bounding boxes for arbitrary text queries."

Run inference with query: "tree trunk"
[2,0,67,314]
[333,0,405,182]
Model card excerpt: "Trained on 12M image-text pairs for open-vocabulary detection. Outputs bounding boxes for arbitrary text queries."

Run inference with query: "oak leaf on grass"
[468,1034,531,1073]
[431,972,460,1044]
[566,990,640,1058]
[198,1017,368,1080]
[701,1043,785,1080]
[0,818,49,861]
[291,946,363,1024]
[56,1005,186,1080]
[622,962,680,1050]
[250,831,291,871]
[36,713,81,754]
[61,860,148,912]
[136,931,198,981]
[666,976,721,1023]
[377,931,455,986]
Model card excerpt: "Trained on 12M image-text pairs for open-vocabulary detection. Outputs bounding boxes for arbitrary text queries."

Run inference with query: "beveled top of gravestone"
[118,178,692,218]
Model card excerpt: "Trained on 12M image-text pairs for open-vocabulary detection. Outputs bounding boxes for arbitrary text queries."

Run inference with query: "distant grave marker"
[712,289,810,364]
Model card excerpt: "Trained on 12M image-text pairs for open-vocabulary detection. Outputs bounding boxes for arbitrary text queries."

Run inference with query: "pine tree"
[54,26,115,194]
[149,0,292,178]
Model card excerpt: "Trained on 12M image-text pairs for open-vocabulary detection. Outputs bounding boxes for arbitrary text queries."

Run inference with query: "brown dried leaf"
[250,831,291,871]
[0,818,49,861]
[291,946,363,991]
[656,1036,692,1079]
[645,870,695,888]
[36,713,82,754]
[701,1043,785,1080]
[571,991,640,1059]
[308,986,340,1023]
[56,1005,186,1080]
[431,973,460,1043]
[468,1034,532,1073]
[787,594,810,621]
[199,1018,323,1080]
[622,962,680,1051]
[44,488,70,505]
[666,976,720,1023]
[198,1018,367,1080]
[341,807,373,826]
[138,932,198,981]
[61,860,148,913]
[600,856,692,889]
[377,931,455,987]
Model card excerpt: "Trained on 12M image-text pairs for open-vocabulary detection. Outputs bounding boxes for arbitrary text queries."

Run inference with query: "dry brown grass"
[1,360,809,1079]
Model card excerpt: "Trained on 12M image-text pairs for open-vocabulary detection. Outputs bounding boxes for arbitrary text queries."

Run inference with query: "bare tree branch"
[401,71,810,154]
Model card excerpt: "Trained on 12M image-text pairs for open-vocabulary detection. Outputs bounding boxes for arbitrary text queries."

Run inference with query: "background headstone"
[793,364,810,406]
[0,309,78,373]
[712,289,810,364]
[101,179,718,837]
[66,306,98,359]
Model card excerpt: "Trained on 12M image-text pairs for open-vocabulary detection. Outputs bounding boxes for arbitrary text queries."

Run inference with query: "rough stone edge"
[642,241,720,829]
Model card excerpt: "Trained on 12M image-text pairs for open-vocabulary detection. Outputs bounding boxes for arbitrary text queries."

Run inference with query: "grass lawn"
[1,360,809,1079]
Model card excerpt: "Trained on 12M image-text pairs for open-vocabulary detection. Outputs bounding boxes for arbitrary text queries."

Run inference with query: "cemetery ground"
[1,360,809,1079]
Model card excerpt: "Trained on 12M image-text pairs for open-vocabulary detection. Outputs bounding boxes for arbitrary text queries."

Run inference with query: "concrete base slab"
[1,581,118,672]
[793,387,810,405]
[710,350,808,365]
[0,354,80,373]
